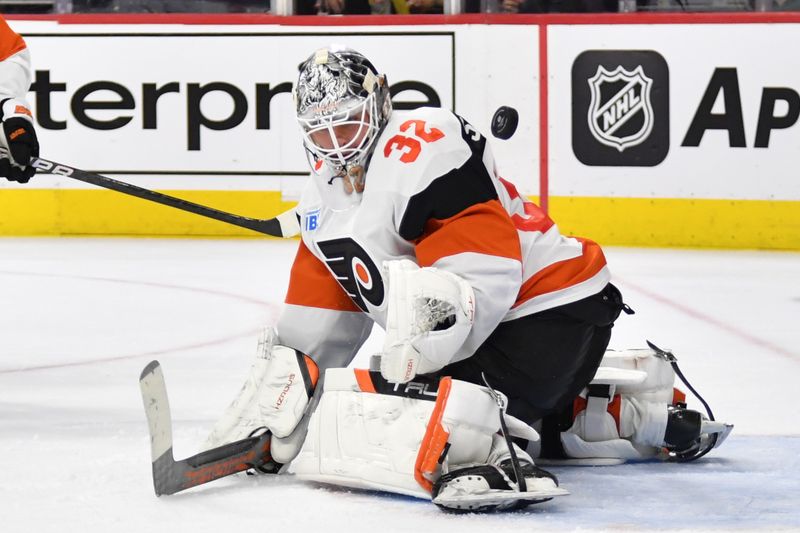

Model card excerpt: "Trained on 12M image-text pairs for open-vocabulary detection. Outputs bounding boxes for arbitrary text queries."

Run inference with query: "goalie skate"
[432,459,568,512]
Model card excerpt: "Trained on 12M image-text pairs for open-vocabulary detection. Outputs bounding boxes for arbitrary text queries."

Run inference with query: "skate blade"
[433,486,569,510]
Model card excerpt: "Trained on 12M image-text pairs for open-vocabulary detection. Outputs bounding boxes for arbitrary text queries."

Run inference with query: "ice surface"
[1,238,798,532]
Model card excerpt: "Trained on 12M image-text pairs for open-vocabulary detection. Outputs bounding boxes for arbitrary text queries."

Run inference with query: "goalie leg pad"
[204,328,319,464]
[540,347,732,464]
[290,368,558,505]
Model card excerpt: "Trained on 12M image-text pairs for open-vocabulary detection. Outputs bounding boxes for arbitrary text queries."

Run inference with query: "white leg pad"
[595,348,676,402]
[556,348,677,462]
[291,368,538,499]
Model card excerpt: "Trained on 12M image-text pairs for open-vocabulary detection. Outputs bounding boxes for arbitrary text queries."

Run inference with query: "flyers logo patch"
[317,238,384,311]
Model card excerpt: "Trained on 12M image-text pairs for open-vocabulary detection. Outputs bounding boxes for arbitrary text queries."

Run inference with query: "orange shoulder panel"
[0,17,27,62]
[285,240,362,312]
[413,199,522,268]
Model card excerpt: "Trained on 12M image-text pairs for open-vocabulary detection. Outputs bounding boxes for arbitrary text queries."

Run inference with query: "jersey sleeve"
[277,240,373,371]
[0,17,31,99]
[393,111,523,363]
[412,202,522,364]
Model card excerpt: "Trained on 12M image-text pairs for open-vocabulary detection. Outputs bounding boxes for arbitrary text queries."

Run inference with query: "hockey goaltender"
[140,45,733,513]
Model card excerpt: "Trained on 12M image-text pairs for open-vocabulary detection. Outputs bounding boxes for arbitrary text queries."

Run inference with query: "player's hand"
[0,98,39,184]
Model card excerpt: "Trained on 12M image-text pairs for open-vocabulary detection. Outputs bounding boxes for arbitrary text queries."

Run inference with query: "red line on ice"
[0,270,281,374]
[619,277,798,363]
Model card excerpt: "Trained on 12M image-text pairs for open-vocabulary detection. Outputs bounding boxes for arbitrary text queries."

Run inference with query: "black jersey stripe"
[398,118,496,241]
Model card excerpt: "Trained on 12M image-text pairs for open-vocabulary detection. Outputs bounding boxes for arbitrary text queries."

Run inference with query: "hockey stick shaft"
[139,360,275,496]
[30,157,300,238]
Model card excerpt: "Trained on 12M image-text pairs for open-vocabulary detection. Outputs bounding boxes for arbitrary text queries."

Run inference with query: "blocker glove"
[0,97,39,183]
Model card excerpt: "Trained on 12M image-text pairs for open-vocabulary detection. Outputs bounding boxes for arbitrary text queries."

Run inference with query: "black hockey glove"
[0,98,39,184]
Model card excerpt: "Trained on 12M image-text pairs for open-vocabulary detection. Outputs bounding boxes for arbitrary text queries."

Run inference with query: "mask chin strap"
[646,340,722,462]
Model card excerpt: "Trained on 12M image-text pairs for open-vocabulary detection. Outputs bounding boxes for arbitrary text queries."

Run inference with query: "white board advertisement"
[6,22,539,196]
[12,28,455,193]
[548,23,800,201]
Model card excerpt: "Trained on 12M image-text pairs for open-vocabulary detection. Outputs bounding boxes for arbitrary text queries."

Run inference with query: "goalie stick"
[139,360,277,496]
[25,106,520,237]
[30,157,300,238]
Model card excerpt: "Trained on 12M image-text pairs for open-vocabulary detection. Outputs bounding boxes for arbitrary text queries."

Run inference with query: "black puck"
[490,106,519,140]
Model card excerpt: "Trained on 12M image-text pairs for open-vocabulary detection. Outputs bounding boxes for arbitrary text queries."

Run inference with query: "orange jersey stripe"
[413,199,522,267]
[285,241,362,312]
[0,17,26,62]
[498,177,555,234]
[514,237,607,308]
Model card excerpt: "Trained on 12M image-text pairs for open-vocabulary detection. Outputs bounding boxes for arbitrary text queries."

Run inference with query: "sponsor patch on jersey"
[304,209,320,232]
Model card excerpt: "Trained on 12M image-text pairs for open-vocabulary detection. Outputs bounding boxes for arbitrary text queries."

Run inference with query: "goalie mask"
[294,46,392,210]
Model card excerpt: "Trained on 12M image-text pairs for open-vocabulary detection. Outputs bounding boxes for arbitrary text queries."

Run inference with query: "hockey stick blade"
[30,157,300,238]
[139,360,274,496]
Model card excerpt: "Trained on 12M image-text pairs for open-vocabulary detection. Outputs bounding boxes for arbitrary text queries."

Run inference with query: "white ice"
[1,238,798,532]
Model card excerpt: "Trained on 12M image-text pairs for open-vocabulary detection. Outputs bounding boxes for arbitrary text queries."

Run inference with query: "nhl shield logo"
[587,65,654,152]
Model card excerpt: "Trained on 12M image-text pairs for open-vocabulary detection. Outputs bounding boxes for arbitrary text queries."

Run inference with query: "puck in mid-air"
[490,106,519,140]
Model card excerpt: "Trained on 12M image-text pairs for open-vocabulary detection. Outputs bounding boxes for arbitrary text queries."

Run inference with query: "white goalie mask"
[294,46,392,209]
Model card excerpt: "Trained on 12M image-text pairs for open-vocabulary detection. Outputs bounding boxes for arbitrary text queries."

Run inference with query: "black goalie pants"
[438,282,627,425]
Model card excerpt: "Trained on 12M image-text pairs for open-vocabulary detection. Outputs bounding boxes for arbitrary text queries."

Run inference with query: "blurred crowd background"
[0,0,795,16]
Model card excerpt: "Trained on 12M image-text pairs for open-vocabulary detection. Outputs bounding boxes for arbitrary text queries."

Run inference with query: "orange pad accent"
[672,388,687,406]
[303,355,320,387]
[353,368,376,393]
[573,393,622,433]
[607,394,622,433]
[573,395,587,420]
[414,376,452,493]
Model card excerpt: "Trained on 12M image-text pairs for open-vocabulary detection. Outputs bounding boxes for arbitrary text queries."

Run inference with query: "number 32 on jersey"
[383,119,445,163]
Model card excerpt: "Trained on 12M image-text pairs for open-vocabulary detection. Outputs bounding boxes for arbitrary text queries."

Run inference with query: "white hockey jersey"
[0,18,32,102]
[277,107,610,370]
